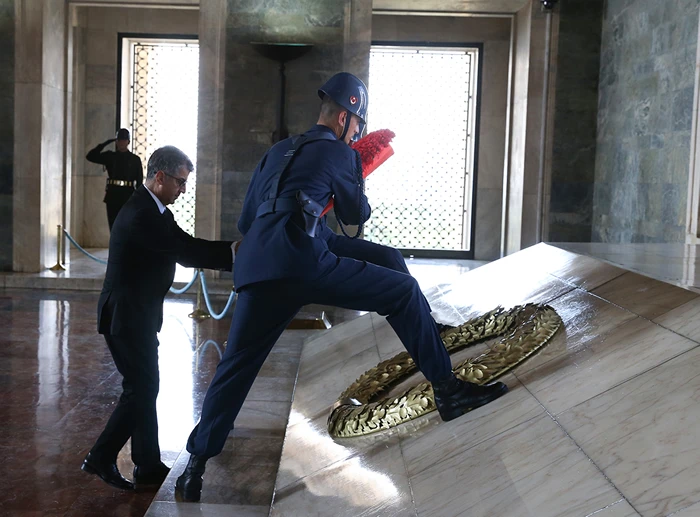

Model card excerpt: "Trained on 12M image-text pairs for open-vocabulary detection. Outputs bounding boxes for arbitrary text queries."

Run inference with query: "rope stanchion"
[189,269,212,321]
[63,229,107,265]
[170,270,198,294]
[198,270,236,320]
[63,228,200,296]
[49,224,66,271]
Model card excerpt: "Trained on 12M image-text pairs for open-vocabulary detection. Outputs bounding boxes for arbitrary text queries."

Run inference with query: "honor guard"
[175,72,508,502]
[86,128,144,230]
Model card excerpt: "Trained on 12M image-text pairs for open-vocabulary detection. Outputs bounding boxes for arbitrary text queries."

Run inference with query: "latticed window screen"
[129,41,199,235]
[365,46,478,252]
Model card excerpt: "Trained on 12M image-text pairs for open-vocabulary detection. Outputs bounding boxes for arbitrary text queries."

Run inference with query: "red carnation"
[320,129,396,217]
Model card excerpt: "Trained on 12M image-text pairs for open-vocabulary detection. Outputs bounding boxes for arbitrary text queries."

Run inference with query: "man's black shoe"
[433,375,508,422]
[81,452,135,491]
[175,455,208,502]
[133,461,171,486]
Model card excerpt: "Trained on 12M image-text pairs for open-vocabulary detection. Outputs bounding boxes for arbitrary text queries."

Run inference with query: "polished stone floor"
[9,241,700,516]
[268,243,700,517]
[0,251,485,516]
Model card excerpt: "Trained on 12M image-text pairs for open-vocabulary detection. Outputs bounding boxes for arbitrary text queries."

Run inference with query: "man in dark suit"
[81,145,235,491]
[86,128,144,230]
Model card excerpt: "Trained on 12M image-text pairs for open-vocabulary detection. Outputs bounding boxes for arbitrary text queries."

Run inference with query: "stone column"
[13,0,67,272]
[502,0,553,255]
[195,0,226,240]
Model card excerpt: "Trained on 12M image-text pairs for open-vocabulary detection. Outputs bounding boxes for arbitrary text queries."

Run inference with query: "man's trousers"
[90,333,161,467]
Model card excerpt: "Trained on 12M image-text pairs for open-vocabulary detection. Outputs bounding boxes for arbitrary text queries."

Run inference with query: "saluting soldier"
[86,128,144,230]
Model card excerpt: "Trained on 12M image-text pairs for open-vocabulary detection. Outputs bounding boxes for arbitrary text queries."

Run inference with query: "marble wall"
[76,5,198,247]
[220,0,371,241]
[373,0,528,12]
[593,0,699,243]
[0,0,14,271]
[547,0,604,242]
[13,0,67,272]
[372,14,510,260]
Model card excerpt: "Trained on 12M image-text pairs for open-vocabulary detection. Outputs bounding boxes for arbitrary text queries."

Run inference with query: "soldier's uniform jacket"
[86,142,144,204]
[235,124,371,290]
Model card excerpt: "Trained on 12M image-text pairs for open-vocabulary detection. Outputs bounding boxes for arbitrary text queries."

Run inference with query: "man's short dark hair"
[146,146,194,179]
[319,94,345,120]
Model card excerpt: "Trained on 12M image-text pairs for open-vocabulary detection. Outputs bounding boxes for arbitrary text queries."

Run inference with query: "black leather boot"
[175,455,208,502]
[432,375,508,422]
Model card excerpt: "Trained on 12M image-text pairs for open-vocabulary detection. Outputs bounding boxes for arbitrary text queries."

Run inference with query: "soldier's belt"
[107,179,136,188]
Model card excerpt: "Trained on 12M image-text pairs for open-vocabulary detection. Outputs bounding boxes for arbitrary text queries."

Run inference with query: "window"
[121,37,199,235]
[365,45,480,255]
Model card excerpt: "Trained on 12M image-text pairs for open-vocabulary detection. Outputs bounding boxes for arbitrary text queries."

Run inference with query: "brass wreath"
[327,304,562,438]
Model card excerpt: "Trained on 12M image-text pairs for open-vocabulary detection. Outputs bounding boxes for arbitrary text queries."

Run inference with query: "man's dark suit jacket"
[98,185,233,337]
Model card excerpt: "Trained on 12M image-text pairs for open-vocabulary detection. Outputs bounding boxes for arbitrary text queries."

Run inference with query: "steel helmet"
[318,72,368,141]
[116,128,130,141]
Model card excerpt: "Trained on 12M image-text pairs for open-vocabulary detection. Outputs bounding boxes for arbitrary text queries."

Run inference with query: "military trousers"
[186,245,453,459]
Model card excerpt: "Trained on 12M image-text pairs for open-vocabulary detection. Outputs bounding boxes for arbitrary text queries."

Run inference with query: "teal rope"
[199,270,236,320]
[63,230,108,264]
[64,228,199,295]
[197,339,224,361]
[169,270,198,294]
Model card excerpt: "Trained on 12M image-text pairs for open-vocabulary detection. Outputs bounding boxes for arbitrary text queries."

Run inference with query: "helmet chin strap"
[339,110,352,142]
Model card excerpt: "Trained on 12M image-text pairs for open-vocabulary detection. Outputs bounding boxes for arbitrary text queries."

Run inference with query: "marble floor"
[0,250,485,516]
[9,241,700,516]
[267,243,700,517]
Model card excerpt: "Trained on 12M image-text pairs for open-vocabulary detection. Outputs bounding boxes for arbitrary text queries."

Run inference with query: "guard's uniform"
[186,125,454,459]
[86,142,143,229]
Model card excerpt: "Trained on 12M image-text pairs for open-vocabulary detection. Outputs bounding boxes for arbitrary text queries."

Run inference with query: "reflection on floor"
[272,243,700,517]
[0,251,485,516]
[11,241,700,516]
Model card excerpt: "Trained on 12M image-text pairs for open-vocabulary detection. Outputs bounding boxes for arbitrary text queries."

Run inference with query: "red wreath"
[320,129,396,217]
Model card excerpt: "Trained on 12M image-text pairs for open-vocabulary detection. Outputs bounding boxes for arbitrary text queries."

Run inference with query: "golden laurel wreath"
[327,303,562,438]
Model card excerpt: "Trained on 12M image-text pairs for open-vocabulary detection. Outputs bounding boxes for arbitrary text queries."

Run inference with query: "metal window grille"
[366,46,479,252]
[129,41,199,235]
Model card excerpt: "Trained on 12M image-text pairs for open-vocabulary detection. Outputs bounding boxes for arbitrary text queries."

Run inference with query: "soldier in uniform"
[175,72,508,502]
[86,128,144,230]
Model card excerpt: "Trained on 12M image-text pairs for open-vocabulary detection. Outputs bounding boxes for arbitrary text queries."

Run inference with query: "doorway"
[119,35,199,235]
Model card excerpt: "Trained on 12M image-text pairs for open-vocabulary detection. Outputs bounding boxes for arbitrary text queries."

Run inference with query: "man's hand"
[103,138,117,145]
[234,239,242,253]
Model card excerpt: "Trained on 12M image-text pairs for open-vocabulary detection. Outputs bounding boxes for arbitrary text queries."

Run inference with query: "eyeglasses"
[162,171,187,188]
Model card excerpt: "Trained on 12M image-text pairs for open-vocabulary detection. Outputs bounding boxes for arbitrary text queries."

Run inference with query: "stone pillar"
[195,0,226,240]
[0,0,14,271]
[13,0,66,272]
[502,0,553,255]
